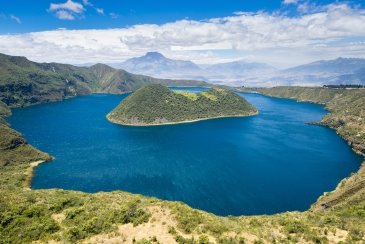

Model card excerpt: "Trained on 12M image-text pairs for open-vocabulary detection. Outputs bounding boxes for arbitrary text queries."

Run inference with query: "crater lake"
[7,88,363,216]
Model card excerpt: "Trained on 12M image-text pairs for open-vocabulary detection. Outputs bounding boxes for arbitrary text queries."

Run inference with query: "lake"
[7,88,363,216]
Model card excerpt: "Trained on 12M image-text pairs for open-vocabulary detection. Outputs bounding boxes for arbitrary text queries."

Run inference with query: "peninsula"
[107,84,258,126]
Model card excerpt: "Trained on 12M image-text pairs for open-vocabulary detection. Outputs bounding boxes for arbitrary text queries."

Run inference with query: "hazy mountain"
[249,57,365,87]
[119,52,279,83]
[205,60,277,81]
[119,52,203,80]
[333,67,365,85]
[284,58,365,75]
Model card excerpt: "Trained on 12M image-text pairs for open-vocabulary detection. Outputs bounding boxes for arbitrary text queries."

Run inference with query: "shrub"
[120,199,151,226]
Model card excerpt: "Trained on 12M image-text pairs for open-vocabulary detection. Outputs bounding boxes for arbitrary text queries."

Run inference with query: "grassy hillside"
[0,101,10,116]
[0,53,93,107]
[0,53,210,108]
[107,84,257,125]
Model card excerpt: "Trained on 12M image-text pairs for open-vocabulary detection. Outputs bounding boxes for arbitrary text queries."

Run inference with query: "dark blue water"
[7,89,363,216]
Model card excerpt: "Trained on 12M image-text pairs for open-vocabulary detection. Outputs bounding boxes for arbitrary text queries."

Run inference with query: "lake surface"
[8,88,363,216]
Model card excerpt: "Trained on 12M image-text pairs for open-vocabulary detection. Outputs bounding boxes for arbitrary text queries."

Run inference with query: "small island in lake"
[107,84,258,126]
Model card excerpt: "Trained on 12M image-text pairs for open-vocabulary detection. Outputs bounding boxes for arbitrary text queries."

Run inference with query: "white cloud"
[109,13,119,19]
[55,10,75,20]
[283,0,298,5]
[82,0,92,6]
[96,8,104,15]
[10,14,21,24]
[1,3,365,67]
[49,0,84,13]
[49,0,84,20]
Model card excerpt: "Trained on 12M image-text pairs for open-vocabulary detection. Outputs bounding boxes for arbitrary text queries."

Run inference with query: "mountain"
[334,67,365,84]
[284,58,365,75]
[251,57,365,87]
[0,53,210,107]
[205,60,277,81]
[107,84,257,126]
[118,52,279,84]
[119,52,203,80]
[0,53,94,106]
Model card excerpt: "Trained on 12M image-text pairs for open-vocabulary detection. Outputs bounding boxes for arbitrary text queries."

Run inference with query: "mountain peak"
[144,52,165,59]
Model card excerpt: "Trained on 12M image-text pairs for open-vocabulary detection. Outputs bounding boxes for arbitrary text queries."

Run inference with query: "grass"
[201,92,217,101]
[0,86,364,243]
[174,91,199,101]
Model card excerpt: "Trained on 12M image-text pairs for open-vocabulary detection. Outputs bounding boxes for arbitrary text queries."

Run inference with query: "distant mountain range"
[118,52,277,83]
[117,52,365,86]
[284,58,365,75]
[261,58,365,87]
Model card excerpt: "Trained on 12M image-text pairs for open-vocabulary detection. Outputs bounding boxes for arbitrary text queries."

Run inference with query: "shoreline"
[255,92,364,157]
[106,111,259,127]
[24,159,50,190]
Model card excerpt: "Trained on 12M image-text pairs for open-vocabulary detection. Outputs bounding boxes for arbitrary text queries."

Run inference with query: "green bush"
[120,199,151,226]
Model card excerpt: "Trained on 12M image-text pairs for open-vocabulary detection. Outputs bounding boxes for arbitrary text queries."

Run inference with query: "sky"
[0,0,365,68]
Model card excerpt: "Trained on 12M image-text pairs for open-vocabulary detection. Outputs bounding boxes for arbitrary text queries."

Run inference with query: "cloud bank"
[1,2,365,67]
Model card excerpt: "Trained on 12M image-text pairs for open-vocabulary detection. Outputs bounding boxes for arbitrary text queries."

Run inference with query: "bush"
[120,199,151,226]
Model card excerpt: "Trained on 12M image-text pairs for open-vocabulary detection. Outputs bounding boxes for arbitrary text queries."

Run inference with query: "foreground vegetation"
[107,84,257,125]
[0,84,364,243]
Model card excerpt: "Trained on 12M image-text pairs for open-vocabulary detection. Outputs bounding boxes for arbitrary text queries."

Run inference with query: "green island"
[0,54,365,243]
[107,84,258,126]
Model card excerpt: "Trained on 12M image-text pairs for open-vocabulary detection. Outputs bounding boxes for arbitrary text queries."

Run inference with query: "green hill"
[0,53,210,107]
[107,84,257,125]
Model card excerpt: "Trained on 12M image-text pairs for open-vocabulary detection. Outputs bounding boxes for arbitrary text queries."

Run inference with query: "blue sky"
[0,0,365,67]
[1,0,355,33]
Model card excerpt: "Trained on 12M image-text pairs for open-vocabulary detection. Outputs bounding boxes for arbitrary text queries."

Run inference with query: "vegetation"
[0,53,209,108]
[1,56,365,242]
[107,84,257,125]
[0,101,10,117]
[323,84,365,89]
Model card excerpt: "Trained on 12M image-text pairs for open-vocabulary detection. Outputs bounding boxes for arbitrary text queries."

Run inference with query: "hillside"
[0,53,210,107]
[107,84,257,125]
[0,53,94,107]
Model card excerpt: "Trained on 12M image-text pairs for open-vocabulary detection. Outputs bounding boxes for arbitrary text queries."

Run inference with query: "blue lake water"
[7,88,363,216]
